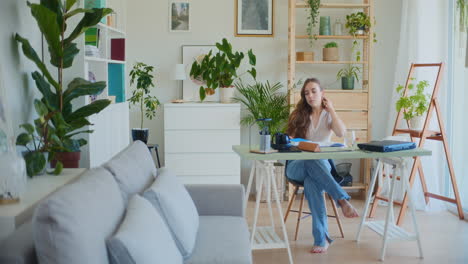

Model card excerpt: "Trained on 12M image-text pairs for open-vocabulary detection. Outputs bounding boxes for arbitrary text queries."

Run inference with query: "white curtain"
[381,0,449,212]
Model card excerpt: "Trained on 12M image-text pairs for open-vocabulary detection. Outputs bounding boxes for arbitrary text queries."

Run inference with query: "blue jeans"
[286,159,350,246]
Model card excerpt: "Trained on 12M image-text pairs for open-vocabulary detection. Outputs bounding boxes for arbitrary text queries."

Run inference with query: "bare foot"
[339,200,359,218]
[310,241,329,254]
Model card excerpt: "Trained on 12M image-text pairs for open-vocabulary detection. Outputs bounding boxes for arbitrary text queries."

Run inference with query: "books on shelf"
[111,39,125,61]
[85,28,100,47]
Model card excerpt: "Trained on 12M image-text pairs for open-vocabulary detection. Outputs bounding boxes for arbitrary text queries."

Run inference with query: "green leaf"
[64,78,106,104]
[65,8,113,45]
[68,118,92,130]
[15,34,59,91]
[34,99,48,117]
[19,124,35,134]
[29,3,63,65]
[59,42,80,69]
[24,151,46,177]
[248,49,256,66]
[65,99,111,122]
[31,72,59,110]
[52,161,63,175]
[199,86,206,101]
[39,0,64,29]
[64,8,93,19]
[16,133,33,146]
[65,0,77,11]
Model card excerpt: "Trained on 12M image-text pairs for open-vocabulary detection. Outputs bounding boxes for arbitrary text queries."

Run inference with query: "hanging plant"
[457,0,468,32]
[306,0,321,48]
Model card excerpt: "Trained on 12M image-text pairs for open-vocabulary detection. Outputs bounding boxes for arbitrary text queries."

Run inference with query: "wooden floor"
[247,196,468,264]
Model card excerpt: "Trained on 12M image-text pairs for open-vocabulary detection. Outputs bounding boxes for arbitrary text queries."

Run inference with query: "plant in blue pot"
[128,62,160,144]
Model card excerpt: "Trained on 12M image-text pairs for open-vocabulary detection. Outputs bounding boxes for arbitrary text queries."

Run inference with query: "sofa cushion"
[104,140,157,201]
[33,168,125,264]
[107,195,183,264]
[0,222,37,264]
[185,216,252,264]
[142,168,199,259]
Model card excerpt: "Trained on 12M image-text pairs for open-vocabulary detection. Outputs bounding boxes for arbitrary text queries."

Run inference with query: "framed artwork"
[169,1,190,32]
[235,0,274,37]
[181,45,218,101]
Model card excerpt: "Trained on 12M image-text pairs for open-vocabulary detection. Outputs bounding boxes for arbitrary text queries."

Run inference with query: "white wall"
[126,0,403,186]
[0,0,43,140]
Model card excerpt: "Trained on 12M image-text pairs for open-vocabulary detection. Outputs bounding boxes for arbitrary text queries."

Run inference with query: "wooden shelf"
[343,182,366,190]
[394,129,443,141]
[296,60,367,64]
[296,3,370,8]
[325,89,368,93]
[296,35,368,39]
[85,56,126,64]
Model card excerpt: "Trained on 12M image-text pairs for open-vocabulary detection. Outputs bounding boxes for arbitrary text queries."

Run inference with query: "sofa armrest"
[0,222,37,264]
[185,184,245,217]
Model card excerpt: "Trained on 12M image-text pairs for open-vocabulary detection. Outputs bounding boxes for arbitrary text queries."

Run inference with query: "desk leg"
[356,160,382,242]
[250,162,264,248]
[245,161,256,210]
[264,165,275,229]
[267,162,294,264]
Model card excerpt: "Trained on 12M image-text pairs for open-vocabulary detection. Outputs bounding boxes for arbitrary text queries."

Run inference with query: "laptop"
[357,140,416,152]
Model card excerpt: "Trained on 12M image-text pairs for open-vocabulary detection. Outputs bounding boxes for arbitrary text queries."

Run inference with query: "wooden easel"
[369,63,465,226]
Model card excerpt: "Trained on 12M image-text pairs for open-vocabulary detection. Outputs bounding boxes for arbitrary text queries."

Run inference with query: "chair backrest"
[285,159,342,186]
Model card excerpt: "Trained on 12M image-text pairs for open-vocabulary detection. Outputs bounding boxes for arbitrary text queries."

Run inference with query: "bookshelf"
[288,0,375,193]
[75,0,129,168]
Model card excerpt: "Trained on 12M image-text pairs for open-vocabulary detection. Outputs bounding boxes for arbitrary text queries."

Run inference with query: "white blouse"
[306,110,333,143]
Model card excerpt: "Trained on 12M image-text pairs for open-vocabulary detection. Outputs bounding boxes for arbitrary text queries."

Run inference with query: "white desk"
[0,169,86,241]
[233,145,431,264]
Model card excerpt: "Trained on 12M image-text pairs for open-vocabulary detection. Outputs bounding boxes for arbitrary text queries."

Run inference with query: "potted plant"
[15,1,112,168]
[337,65,360,90]
[323,42,339,61]
[232,81,290,137]
[457,0,467,32]
[395,79,431,130]
[297,0,321,62]
[128,62,160,144]
[345,12,371,36]
[16,100,63,176]
[189,38,257,102]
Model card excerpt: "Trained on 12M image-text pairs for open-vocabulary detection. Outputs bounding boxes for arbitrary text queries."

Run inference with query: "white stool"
[356,157,423,261]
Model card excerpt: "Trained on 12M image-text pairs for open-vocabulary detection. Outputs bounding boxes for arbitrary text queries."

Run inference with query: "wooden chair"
[283,160,345,241]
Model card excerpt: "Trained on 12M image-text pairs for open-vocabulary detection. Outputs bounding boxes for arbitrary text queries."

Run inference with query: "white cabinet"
[164,103,241,184]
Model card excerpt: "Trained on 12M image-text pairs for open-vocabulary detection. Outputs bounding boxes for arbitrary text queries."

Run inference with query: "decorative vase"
[333,18,343,35]
[319,16,331,35]
[341,77,355,90]
[132,128,149,144]
[21,151,48,176]
[323,47,339,61]
[219,87,235,103]
[0,152,27,204]
[51,151,81,168]
[296,51,314,61]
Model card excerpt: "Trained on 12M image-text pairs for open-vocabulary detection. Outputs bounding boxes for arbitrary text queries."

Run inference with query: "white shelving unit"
[75,0,129,168]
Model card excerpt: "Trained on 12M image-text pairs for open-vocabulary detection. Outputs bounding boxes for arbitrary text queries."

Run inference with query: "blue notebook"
[358,140,416,152]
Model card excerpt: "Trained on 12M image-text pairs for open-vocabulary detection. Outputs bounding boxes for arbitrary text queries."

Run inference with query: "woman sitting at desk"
[287,78,359,253]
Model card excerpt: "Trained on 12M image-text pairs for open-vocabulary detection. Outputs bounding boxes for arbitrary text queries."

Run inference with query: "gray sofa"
[0,141,252,264]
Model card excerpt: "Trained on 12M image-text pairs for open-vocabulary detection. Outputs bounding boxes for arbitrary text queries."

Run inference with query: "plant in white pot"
[189,38,257,103]
[395,79,431,130]
[128,62,160,144]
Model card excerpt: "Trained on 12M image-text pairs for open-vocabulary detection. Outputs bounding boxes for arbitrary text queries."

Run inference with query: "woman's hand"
[322,97,335,113]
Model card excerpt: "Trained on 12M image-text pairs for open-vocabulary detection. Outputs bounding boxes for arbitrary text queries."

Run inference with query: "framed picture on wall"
[235,0,274,37]
[169,1,190,32]
[181,45,218,101]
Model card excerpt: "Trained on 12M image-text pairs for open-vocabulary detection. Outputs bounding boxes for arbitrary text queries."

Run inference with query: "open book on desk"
[290,138,345,148]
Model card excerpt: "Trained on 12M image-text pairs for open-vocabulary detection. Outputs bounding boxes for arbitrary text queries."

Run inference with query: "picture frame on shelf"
[181,45,217,101]
[169,1,190,32]
[235,0,274,37]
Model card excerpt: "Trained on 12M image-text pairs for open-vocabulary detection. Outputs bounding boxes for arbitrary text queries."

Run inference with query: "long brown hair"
[287,78,323,138]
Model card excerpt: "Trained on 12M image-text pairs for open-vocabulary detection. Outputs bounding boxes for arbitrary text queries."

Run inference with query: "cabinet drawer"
[165,130,240,153]
[293,90,368,110]
[165,153,240,176]
[164,104,240,130]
